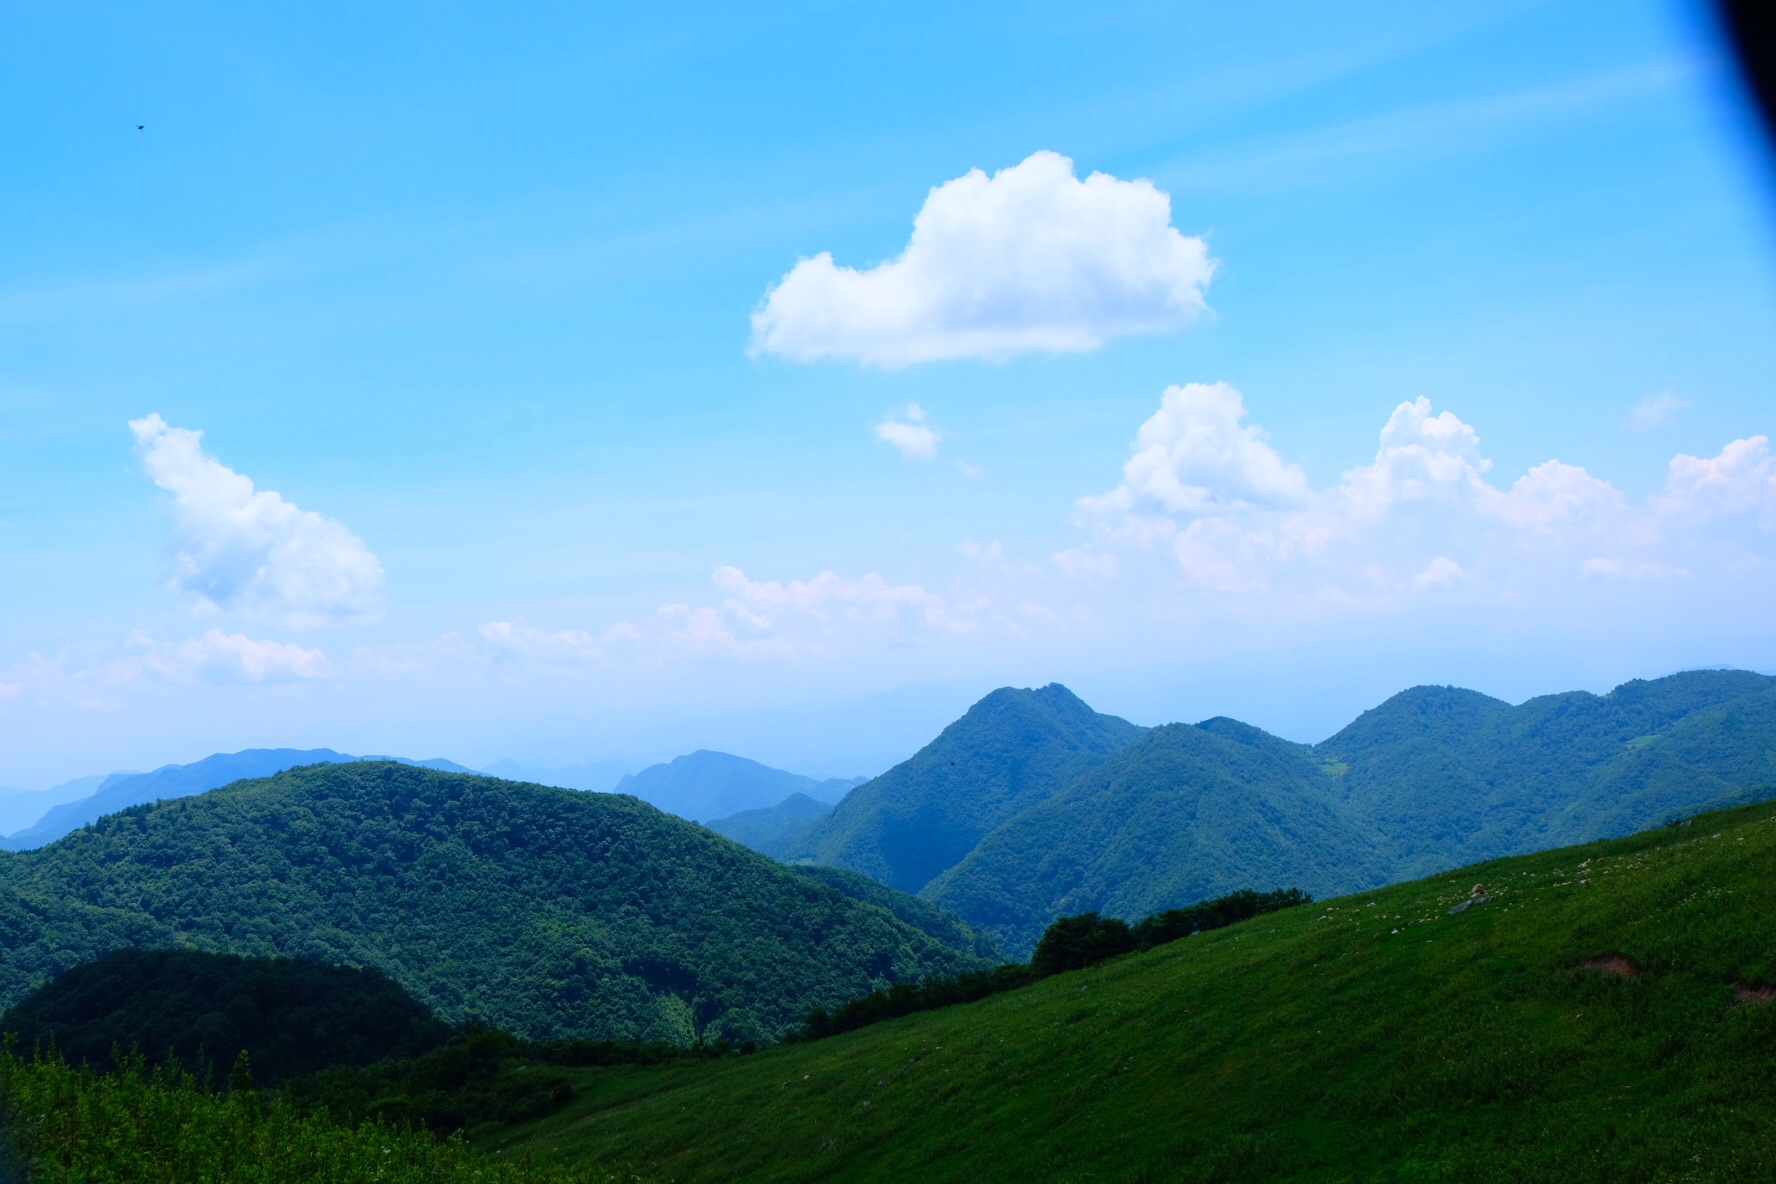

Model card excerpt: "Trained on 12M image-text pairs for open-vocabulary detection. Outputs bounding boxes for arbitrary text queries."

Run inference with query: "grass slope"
[0,763,987,1044]
[793,684,1146,893]
[483,800,1776,1182]
[923,720,1384,956]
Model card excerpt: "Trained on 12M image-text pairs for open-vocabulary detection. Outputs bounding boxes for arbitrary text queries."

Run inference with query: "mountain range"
[754,670,1776,956]
[2,667,1770,1036]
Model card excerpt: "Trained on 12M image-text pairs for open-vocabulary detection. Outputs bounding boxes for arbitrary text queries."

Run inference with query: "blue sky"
[3,0,1774,786]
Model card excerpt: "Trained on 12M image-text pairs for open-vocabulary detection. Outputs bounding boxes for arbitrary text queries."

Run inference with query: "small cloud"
[875,404,941,462]
[750,150,1215,366]
[1626,392,1689,432]
[1406,555,1465,590]
[957,461,986,479]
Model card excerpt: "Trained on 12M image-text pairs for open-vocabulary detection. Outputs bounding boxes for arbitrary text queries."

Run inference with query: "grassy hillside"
[923,720,1384,956]
[480,800,1776,1182]
[0,762,988,1044]
[793,684,1145,893]
[2,949,450,1086]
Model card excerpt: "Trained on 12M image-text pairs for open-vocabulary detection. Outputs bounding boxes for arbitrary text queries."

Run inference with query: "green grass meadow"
[480,801,1776,1182]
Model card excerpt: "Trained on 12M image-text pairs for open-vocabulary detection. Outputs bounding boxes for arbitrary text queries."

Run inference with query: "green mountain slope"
[705,792,832,858]
[791,684,1145,893]
[1320,669,1776,875]
[0,762,987,1044]
[2,948,451,1086]
[788,865,1004,962]
[481,800,1776,1182]
[922,719,1384,956]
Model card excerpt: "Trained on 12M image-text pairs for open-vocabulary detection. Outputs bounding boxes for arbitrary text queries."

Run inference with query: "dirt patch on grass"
[1578,955,1640,979]
[1732,981,1775,1005]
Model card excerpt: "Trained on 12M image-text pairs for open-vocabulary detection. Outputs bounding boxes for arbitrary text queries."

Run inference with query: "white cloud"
[130,414,384,626]
[1626,391,1689,431]
[1079,383,1775,604]
[1082,382,1310,517]
[1654,435,1776,526]
[481,565,996,669]
[750,151,1215,366]
[146,630,332,682]
[874,403,941,461]
[0,629,332,709]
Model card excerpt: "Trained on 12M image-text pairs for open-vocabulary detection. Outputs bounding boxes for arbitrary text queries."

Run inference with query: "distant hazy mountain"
[705,793,834,859]
[923,719,1383,955]
[0,762,987,1043]
[0,774,113,837]
[480,758,638,793]
[4,750,476,851]
[791,684,1146,893]
[615,751,864,823]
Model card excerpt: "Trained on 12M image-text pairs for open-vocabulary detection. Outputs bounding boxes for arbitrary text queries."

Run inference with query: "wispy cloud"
[874,403,941,461]
[1626,391,1690,432]
[131,415,384,626]
[1160,59,1702,194]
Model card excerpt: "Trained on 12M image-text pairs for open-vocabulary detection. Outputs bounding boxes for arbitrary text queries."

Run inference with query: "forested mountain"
[614,751,863,822]
[798,670,1776,958]
[0,763,987,1044]
[705,792,832,858]
[789,864,1005,962]
[2,949,450,1085]
[4,749,475,851]
[924,719,1384,955]
[791,684,1146,892]
[1317,669,1776,875]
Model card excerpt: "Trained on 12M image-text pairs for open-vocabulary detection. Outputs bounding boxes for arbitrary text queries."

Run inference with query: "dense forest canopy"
[0,762,989,1043]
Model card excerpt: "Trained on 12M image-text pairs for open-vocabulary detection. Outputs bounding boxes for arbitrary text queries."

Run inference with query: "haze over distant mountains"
[614,750,863,823]
[477,758,638,794]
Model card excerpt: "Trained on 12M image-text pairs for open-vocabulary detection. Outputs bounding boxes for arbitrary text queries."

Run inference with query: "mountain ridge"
[791,683,1146,893]
[0,762,988,1043]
